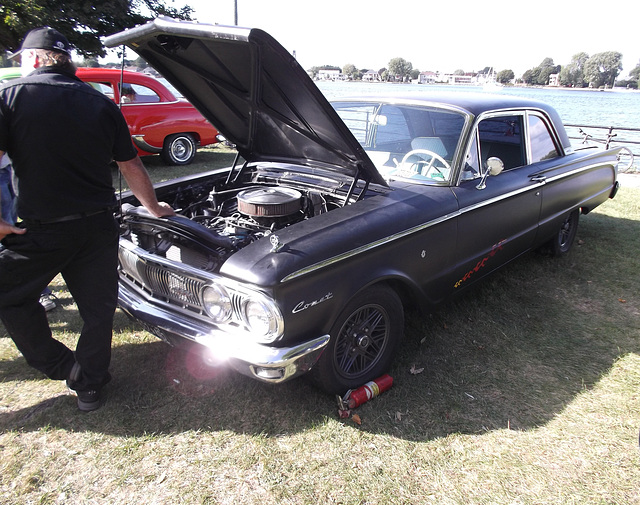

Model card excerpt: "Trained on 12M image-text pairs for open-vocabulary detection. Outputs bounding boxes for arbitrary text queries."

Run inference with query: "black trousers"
[0,211,119,391]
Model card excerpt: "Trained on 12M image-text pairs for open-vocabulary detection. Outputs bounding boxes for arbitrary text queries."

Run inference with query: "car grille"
[119,243,206,312]
[147,268,204,306]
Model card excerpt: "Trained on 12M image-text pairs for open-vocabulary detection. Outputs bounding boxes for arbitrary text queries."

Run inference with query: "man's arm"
[0,149,26,240]
[117,156,175,218]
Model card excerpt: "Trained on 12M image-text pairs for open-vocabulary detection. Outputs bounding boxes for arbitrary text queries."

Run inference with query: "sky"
[167,0,639,78]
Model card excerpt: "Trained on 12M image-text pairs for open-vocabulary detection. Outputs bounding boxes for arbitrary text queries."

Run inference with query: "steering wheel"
[399,149,451,178]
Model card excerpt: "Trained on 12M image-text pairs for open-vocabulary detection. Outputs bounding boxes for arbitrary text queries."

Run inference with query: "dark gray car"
[106,18,618,394]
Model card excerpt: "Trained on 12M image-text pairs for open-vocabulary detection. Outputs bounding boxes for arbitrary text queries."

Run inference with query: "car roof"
[331,92,571,151]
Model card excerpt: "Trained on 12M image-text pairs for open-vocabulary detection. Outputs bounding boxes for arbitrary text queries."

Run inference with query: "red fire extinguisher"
[346,374,393,409]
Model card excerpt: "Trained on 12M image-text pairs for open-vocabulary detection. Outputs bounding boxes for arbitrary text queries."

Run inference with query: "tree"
[388,57,412,81]
[537,58,560,85]
[496,69,514,84]
[522,57,560,85]
[628,60,640,88]
[342,63,358,80]
[584,51,623,88]
[0,0,193,58]
[559,52,589,87]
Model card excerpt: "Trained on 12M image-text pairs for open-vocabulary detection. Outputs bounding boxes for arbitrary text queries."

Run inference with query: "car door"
[451,112,544,291]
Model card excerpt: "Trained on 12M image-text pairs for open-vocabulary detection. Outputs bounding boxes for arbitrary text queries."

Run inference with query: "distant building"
[448,74,474,85]
[418,71,437,84]
[317,69,342,80]
[363,70,380,82]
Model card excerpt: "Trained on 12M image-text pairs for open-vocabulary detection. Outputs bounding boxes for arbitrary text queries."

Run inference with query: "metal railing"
[566,124,640,172]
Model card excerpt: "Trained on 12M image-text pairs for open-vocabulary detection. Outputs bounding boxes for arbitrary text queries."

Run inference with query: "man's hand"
[150,201,176,218]
[0,218,26,241]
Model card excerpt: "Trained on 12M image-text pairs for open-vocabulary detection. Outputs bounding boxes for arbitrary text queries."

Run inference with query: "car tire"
[161,133,197,165]
[310,284,404,395]
[548,209,579,256]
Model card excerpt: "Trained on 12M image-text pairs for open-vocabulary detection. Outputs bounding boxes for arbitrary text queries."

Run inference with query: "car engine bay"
[118,168,356,273]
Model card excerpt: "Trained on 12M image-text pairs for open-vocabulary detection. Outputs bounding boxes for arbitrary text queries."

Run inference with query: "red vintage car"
[76,68,219,164]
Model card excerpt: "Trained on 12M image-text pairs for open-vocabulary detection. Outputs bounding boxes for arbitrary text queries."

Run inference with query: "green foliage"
[342,63,361,80]
[559,52,589,87]
[620,60,640,88]
[584,51,623,88]
[0,0,193,58]
[496,69,514,84]
[523,57,561,85]
[388,57,412,81]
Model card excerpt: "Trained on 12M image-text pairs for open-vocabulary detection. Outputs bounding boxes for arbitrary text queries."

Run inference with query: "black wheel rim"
[558,214,575,249]
[333,303,390,379]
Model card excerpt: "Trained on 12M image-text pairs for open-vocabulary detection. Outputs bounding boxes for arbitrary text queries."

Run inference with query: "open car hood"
[105,17,386,187]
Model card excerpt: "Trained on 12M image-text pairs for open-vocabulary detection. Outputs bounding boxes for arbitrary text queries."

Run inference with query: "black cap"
[9,27,72,60]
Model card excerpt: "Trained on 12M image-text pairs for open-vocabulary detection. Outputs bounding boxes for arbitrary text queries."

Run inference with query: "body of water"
[316,81,640,127]
[315,81,640,167]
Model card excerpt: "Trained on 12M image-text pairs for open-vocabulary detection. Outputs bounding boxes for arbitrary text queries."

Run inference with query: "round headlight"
[202,284,232,322]
[242,298,282,341]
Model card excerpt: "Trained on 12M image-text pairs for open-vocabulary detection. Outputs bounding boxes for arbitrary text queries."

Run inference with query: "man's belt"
[25,208,112,225]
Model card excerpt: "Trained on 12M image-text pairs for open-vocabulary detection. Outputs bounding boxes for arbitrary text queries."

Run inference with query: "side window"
[120,83,160,104]
[86,81,115,101]
[529,115,560,163]
[478,115,525,170]
[462,133,480,180]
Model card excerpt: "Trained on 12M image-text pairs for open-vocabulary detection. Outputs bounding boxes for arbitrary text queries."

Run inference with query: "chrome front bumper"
[118,282,329,384]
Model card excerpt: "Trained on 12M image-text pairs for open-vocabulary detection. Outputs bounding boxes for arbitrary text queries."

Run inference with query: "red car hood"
[105,17,387,187]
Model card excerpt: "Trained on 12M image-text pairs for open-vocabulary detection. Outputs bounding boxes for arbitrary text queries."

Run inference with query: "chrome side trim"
[281,209,460,282]
[132,135,162,154]
[282,161,614,282]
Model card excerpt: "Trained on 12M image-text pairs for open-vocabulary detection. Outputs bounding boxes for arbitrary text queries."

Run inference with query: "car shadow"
[0,210,638,441]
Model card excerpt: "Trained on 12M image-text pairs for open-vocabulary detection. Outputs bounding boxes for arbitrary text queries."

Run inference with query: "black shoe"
[66,364,111,412]
[76,389,104,412]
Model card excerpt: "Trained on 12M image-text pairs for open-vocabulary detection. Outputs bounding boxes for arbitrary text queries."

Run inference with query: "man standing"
[0,27,175,411]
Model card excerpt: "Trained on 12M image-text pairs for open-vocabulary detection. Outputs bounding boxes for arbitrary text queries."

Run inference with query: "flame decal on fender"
[454,239,506,288]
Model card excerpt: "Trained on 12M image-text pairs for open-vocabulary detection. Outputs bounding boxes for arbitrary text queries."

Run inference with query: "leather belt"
[26,208,112,225]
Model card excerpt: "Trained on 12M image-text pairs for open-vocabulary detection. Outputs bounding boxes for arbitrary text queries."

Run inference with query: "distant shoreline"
[318,80,639,93]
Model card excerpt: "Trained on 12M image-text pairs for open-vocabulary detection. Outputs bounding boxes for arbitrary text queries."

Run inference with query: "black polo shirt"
[0,66,137,220]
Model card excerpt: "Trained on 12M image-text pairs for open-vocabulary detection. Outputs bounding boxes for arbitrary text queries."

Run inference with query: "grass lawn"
[1,151,639,504]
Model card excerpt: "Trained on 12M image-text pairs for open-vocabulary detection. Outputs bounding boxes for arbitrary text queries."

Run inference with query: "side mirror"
[486,157,504,176]
[476,157,504,190]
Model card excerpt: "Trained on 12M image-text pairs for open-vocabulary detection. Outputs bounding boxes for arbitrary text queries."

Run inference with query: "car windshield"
[332,101,466,184]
